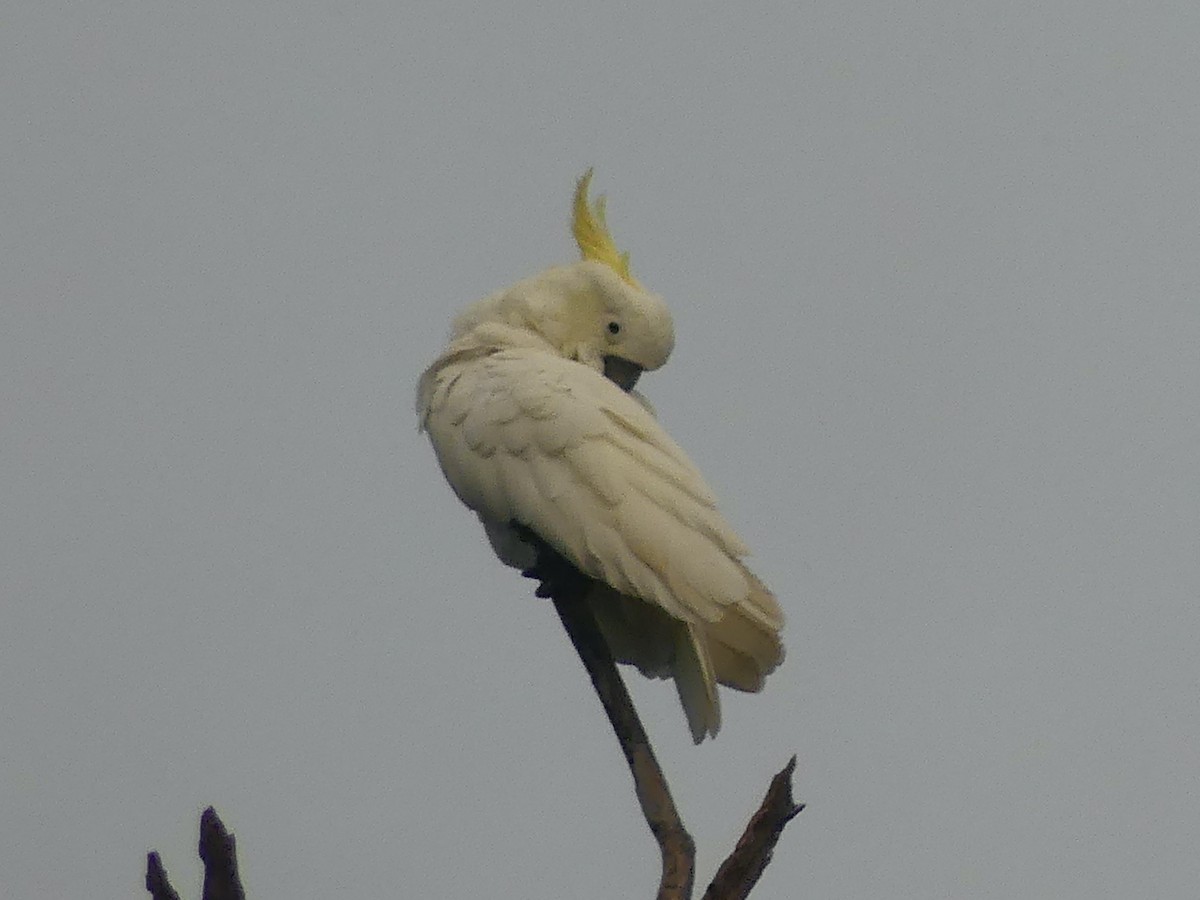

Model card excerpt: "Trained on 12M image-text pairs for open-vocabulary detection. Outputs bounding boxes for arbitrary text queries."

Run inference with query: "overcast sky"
[4,2,1199,898]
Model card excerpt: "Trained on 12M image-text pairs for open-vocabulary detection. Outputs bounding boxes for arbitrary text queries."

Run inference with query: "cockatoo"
[416,171,784,742]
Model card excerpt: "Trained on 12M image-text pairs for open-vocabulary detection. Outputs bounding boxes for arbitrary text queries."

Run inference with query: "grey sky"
[3,2,1198,897]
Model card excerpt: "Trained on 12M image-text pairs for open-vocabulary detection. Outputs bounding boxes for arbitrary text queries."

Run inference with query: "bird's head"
[450,171,675,391]
[514,258,674,391]
[531,171,675,389]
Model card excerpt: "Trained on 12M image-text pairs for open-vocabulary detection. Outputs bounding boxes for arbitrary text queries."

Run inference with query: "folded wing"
[418,347,784,741]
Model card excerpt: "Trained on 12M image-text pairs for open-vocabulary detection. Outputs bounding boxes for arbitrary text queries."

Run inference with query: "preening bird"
[416,171,784,742]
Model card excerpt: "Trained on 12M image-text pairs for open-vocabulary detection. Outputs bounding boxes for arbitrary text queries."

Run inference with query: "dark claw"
[512,522,591,600]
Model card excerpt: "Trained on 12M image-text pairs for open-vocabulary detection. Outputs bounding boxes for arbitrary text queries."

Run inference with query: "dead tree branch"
[523,533,802,899]
[145,541,802,899]
[703,757,805,900]
[146,853,181,900]
[146,807,245,900]
[528,537,695,899]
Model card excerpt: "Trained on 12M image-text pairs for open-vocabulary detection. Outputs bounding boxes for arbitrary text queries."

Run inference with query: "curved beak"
[603,355,643,392]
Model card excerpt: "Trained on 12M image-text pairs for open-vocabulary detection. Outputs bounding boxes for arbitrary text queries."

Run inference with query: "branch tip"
[146,851,181,900]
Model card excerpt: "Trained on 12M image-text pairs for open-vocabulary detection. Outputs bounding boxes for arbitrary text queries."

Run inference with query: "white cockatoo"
[416,172,784,742]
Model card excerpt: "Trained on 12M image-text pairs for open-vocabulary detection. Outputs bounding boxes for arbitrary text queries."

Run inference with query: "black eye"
[607,321,621,335]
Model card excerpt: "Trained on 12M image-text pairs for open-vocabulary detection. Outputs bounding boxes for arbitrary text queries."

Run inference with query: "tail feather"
[587,585,722,741]
[673,622,720,743]
[704,606,785,690]
[581,571,783,743]
[708,641,768,692]
[587,585,675,679]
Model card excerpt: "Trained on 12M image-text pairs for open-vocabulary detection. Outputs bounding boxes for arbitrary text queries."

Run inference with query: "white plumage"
[416,175,784,742]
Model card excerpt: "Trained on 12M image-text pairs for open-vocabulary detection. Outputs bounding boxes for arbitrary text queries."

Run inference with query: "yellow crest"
[571,169,641,289]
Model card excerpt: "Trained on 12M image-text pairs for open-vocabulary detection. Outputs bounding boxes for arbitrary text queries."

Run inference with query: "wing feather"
[424,349,753,619]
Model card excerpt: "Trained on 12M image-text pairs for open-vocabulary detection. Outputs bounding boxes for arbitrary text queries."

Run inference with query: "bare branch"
[146,541,802,900]
[146,808,245,900]
[199,807,245,900]
[524,535,695,900]
[703,757,805,900]
[146,852,181,900]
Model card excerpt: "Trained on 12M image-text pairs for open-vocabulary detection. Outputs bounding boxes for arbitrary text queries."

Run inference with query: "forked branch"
[146,807,245,900]
[145,542,802,900]
[524,534,802,899]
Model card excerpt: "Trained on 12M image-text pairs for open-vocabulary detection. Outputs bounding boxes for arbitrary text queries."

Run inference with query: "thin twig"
[525,535,696,900]
[703,757,805,900]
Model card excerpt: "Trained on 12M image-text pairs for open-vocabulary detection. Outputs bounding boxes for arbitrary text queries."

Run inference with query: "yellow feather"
[571,169,642,289]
